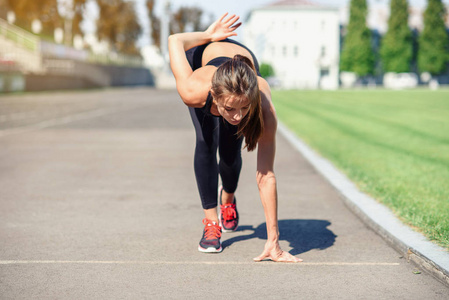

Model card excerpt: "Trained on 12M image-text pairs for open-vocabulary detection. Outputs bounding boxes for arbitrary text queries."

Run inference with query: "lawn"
[272,89,449,249]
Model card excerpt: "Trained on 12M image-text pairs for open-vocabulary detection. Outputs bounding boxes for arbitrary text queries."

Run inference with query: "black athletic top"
[184,39,261,117]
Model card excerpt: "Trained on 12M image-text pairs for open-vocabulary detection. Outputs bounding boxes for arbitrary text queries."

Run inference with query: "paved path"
[1,88,448,299]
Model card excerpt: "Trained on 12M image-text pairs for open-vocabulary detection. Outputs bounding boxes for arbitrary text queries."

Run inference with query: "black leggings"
[184,39,258,210]
[189,107,243,209]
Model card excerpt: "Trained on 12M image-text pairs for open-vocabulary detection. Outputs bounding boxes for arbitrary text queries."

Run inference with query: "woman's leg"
[189,107,223,253]
[218,120,243,203]
[188,107,220,219]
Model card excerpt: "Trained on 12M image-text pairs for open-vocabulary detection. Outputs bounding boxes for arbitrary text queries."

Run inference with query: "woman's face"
[216,96,251,125]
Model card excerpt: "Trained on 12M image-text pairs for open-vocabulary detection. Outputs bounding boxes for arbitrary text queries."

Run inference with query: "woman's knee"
[219,152,242,170]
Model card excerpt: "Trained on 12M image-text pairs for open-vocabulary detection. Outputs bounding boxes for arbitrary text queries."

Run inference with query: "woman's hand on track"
[253,241,303,263]
[205,13,241,42]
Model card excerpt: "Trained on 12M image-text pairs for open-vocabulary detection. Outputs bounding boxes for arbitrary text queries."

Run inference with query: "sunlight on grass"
[273,89,449,249]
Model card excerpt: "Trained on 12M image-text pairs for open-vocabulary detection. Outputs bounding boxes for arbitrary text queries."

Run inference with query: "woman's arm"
[168,33,214,107]
[253,79,302,263]
[168,13,241,107]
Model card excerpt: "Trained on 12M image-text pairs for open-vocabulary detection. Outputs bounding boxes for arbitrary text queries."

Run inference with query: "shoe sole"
[198,245,223,253]
[220,223,238,233]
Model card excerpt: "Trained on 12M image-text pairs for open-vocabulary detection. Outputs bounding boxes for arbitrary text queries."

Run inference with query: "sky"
[150,0,439,16]
[149,0,449,20]
[81,0,449,47]
[142,0,449,45]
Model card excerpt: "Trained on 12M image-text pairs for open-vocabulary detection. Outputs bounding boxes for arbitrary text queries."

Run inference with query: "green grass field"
[272,89,449,249]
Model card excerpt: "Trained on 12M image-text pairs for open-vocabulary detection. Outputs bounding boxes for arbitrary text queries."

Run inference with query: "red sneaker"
[219,186,239,232]
[198,218,222,253]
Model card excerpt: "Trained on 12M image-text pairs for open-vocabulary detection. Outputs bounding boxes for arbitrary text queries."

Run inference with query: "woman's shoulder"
[258,77,276,128]
[258,77,271,98]
[177,66,216,107]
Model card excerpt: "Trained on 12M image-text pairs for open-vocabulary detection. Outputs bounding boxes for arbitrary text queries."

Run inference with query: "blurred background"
[0,0,448,92]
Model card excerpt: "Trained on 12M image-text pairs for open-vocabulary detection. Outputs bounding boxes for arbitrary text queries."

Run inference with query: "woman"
[168,13,302,262]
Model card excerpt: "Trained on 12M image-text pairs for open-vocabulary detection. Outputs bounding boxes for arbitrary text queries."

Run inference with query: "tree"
[380,0,413,73]
[146,0,161,50]
[57,0,88,46]
[6,0,36,30]
[146,1,205,51]
[171,6,204,34]
[39,0,61,37]
[3,0,60,37]
[96,0,142,55]
[71,0,88,37]
[116,1,142,55]
[0,0,10,19]
[418,0,449,75]
[340,0,375,76]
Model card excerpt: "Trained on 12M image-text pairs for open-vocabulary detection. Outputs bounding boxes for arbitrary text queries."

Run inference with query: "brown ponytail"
[211,55,264,151]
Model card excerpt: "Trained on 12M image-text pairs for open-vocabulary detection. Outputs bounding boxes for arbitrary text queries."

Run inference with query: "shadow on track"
[222,219,336,255]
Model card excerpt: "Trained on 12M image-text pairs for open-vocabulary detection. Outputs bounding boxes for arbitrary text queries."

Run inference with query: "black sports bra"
[185,38,261,74]
[206,56,233,68]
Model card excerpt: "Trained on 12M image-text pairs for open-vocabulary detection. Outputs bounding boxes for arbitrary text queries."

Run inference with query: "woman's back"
[202,41,255,69]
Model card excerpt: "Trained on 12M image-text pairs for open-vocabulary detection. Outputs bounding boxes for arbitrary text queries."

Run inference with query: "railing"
[0,18,144,68]
[0,18,40,52]
[40,41,143,67]
[88,52,144,67]
[40,40,89,61]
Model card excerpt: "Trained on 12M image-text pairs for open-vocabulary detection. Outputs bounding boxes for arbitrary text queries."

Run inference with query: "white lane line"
[0,104,145,138]
[0,260,400,266]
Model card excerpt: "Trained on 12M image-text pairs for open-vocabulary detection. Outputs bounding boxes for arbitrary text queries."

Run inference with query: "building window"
[320,68,330,77]
[283,46,287,57]
[271,46,276,56]
[294,46,298,57]
[321,46,326,58]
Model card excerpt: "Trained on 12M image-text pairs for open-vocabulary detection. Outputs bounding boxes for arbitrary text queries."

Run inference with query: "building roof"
[267,0,321,8]
[256,0,338,12]
[245,0,338,21]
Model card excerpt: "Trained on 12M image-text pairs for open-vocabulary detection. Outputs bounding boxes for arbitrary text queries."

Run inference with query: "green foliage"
[380,0,413,73]
[259,63,275,78]
[418,0,449,75]
[273,89,449,249]
[340,0,375,76]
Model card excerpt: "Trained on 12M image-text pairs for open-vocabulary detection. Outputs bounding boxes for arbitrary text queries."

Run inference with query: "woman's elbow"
[177,87,202,108]
[168,34,178,43]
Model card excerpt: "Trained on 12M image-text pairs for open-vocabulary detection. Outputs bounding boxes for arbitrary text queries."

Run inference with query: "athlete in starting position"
[168,13,302,262]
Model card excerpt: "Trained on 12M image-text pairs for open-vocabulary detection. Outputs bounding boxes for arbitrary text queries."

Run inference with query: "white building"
[243,0,340,90]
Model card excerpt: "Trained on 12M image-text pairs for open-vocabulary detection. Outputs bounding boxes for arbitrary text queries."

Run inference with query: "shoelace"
[203,219,221,239]
[220,203,237,221]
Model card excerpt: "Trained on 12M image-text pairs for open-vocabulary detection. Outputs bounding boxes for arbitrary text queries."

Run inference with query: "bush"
[260,63,275,78]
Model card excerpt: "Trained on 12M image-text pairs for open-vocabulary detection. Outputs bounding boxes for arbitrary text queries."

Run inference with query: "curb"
[278,122,449,286]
